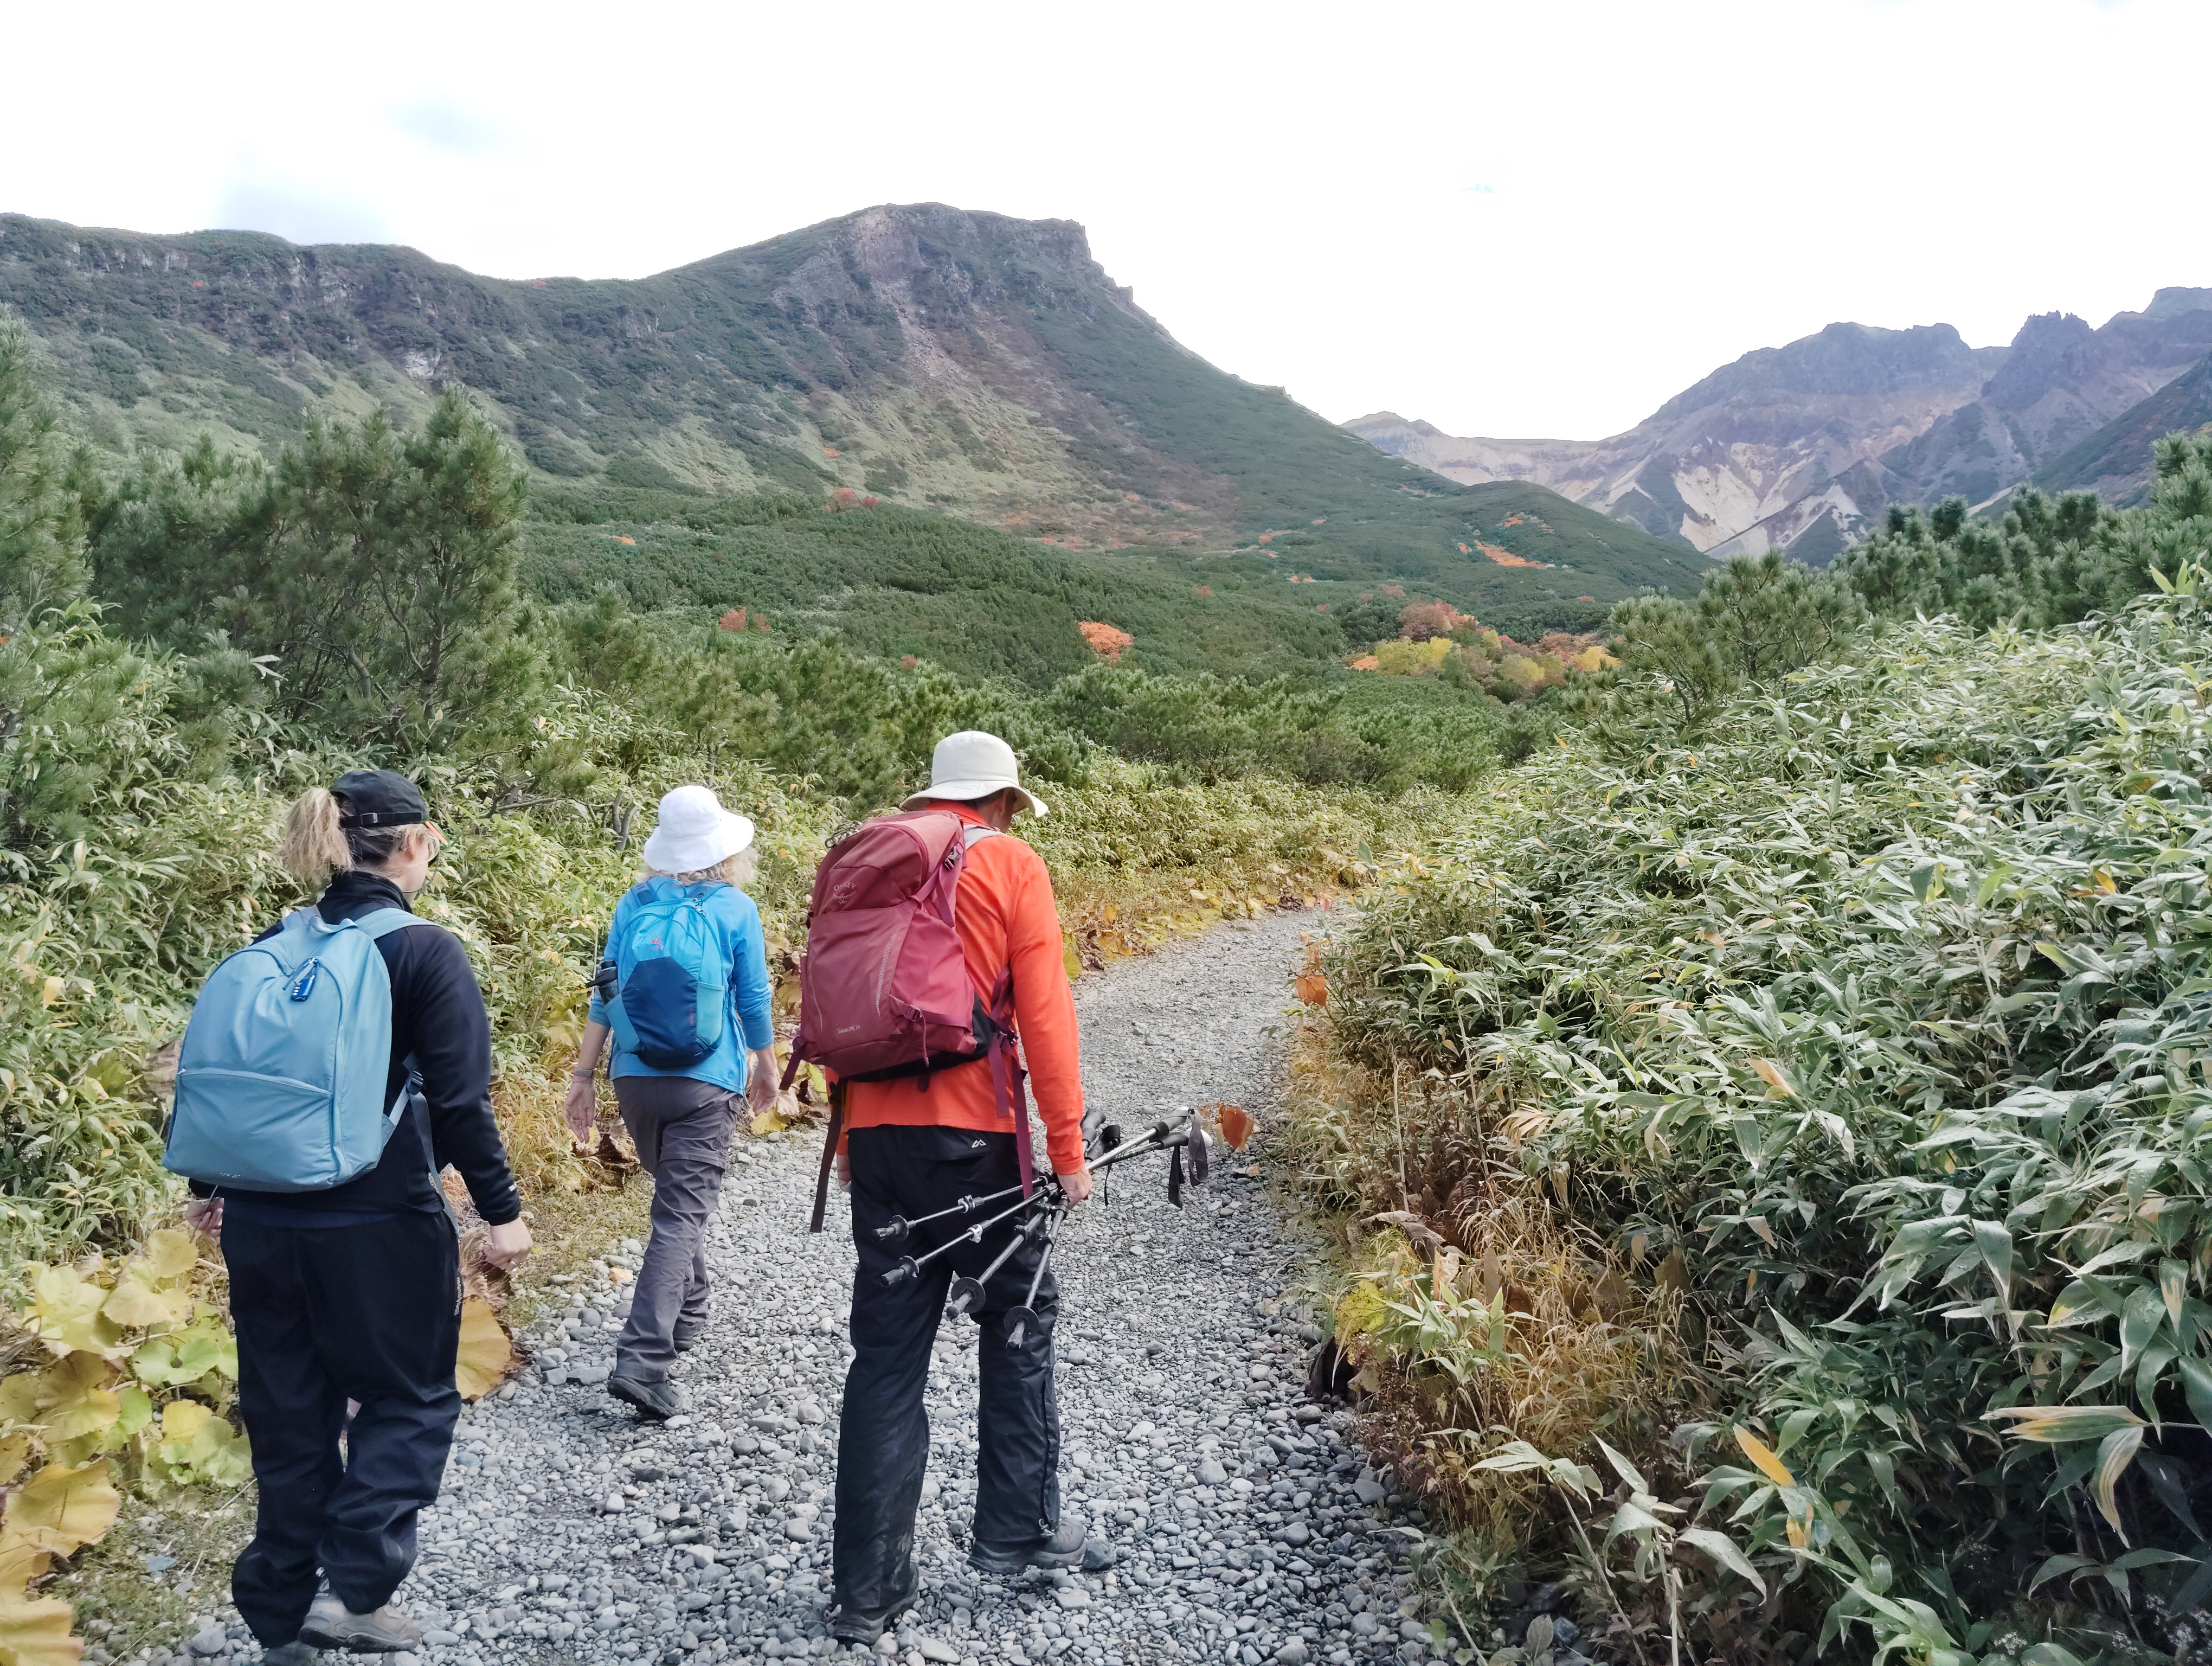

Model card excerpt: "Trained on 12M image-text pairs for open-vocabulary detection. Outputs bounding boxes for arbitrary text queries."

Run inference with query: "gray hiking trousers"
[613,1076,742,1383]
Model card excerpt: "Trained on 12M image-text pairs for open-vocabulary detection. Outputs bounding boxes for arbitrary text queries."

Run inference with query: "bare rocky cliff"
[1352,293,2212,561]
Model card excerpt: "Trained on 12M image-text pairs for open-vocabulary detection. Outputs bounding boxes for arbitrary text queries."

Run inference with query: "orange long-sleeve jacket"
[839,804,1089,1174]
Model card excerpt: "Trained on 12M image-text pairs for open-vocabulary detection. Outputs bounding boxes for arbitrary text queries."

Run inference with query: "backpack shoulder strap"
[962,824,1000,847]
[349,907,424,943]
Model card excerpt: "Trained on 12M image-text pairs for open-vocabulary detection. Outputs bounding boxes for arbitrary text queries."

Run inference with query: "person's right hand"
[484,1219,534,1270]
[562,1076,596,1143]
[836,1151,852,1191]
[1057,1167,1094,1205]
[182,1196,223,1242]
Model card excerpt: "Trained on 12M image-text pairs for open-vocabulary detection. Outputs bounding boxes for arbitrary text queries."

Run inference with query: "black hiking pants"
[834,1126,1062,1613]
[223,1211,461,1645]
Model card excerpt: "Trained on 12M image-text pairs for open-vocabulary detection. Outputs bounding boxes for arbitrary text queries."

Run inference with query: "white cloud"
[2,0,2206,438]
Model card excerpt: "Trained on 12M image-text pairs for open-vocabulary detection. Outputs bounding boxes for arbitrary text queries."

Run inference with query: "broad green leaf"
[2122,1282,2167,1372]
[1971,1219,2012,1298]
[1677,1527,1767,1597]
[2179,1355,2212,1431]
[1593,1436,1647,1494]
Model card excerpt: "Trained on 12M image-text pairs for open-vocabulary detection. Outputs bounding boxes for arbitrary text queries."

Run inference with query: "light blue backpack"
[164,906,419,1191]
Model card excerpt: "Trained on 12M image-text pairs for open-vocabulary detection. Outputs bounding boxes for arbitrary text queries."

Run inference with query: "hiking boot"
[673,1319,700,1353]
[968,1516,1086,1574]
[609,1372,685,1420]
[299,1593,421,1652]
[827,1587,918,1645]
[259,1645,318,1665]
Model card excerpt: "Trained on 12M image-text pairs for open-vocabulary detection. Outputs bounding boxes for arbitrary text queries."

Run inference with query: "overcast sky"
[6,0,2206,439]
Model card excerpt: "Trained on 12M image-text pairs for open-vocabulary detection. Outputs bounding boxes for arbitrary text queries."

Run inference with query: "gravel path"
[151,911,1437,1666]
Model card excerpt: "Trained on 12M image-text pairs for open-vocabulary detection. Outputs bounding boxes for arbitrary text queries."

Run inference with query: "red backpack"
[783,810,1032,1227]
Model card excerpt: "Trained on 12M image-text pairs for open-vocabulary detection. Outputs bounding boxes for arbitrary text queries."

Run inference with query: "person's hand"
[747,1048,781,1115]
[562,1075,596,1143]
[182,1196,223,1241]
[837,1151,852,1191]
[483,1220,533,1271]
[1057,1168,1094,1205]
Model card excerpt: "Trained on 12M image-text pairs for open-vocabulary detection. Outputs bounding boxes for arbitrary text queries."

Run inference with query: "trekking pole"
[871,1180,1031,1247]
[879,1185,1059,1289]
[1004,1208,1065,1348]
[946,1202,1059,1321]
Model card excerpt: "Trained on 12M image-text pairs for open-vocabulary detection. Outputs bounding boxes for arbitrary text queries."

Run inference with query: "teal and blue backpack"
[603,878,728,1071]
[164,907,419,1191]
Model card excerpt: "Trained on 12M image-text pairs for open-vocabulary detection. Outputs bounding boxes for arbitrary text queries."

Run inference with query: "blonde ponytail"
[277,787,353,885]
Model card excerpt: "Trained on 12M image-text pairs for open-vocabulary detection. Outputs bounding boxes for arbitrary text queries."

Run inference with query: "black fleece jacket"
[206,870,521,1225]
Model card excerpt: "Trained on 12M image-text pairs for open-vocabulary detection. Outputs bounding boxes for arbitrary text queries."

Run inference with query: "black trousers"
[834,1126,1062,1612]
[223,1210,461,1645]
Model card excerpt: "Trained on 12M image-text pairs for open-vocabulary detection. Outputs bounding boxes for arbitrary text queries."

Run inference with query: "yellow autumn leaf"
[749,1108,789,1137]
[0,1530,53,1601]
[157,1400,213,1448]
[2,1461,120,1556]
[0,1437,29,1488]
[100,1277,190,1332]
[36,977,62,1008]
[454,1300,514,1402]
[29,1356,120,1445]
[21,1266,119,1360]
[1784,1513,1811,1550]
[0,1587,80,1666]
[1749,1059,1796,1099]
[138,1231,198,1285]
[1733,1426,1797,1488]
[0,1376,35,1426]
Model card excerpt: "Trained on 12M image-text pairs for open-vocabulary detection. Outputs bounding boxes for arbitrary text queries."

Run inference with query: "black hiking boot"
[673,1319,700,1353]
[608,1372,685,1420]
[968,1516,1087,1574]
[828,1587,918,1645]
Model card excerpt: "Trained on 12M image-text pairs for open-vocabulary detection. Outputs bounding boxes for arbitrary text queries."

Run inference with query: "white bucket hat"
[641,785,756,874]
[899,731,1048,817]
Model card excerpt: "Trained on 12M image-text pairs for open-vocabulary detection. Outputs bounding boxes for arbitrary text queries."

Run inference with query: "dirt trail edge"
[153,910,1434,1666]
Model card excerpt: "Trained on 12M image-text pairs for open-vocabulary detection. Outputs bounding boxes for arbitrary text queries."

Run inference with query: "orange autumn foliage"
[1078,621,1134,662]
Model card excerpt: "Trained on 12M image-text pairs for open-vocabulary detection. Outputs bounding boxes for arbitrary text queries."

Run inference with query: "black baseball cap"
[332,770,428,829]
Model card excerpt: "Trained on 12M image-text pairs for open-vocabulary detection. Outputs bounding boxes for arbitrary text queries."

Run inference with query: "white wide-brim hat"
[899,730,1048,817]
[641,785,756,874]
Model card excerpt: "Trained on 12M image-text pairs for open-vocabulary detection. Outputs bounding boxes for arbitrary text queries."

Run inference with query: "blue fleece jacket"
[589,878,776,1094]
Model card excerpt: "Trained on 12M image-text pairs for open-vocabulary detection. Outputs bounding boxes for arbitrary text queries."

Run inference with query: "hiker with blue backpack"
[167,770,530,1662]
[562,784,780,1420]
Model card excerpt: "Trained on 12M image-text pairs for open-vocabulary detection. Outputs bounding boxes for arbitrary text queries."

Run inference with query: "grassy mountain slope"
[0,206,1694,637]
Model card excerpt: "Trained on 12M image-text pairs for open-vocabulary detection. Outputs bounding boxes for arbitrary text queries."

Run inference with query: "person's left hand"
[182,1196,223,1242]
[747,1048,781,1114]
[483,1219,533,1271]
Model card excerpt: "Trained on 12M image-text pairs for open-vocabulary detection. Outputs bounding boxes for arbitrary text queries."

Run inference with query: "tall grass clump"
[1300,567,2212,1662]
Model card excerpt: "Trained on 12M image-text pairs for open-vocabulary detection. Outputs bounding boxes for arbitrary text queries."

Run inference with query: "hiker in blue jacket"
[564,784,780,1419]
[180,770,531,1661]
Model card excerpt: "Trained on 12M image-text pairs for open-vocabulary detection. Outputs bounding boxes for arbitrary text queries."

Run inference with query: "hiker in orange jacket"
[829,732,1093,1644]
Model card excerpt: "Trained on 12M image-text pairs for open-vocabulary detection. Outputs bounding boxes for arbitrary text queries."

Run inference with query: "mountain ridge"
[0,204,1697,633]
[1352,291,2212,561]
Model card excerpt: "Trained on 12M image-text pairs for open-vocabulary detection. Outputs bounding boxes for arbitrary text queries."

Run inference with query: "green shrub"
[1306,574,2212,1658]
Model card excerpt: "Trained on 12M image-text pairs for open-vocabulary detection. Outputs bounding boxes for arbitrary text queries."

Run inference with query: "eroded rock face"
[1349,291,2212,560]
